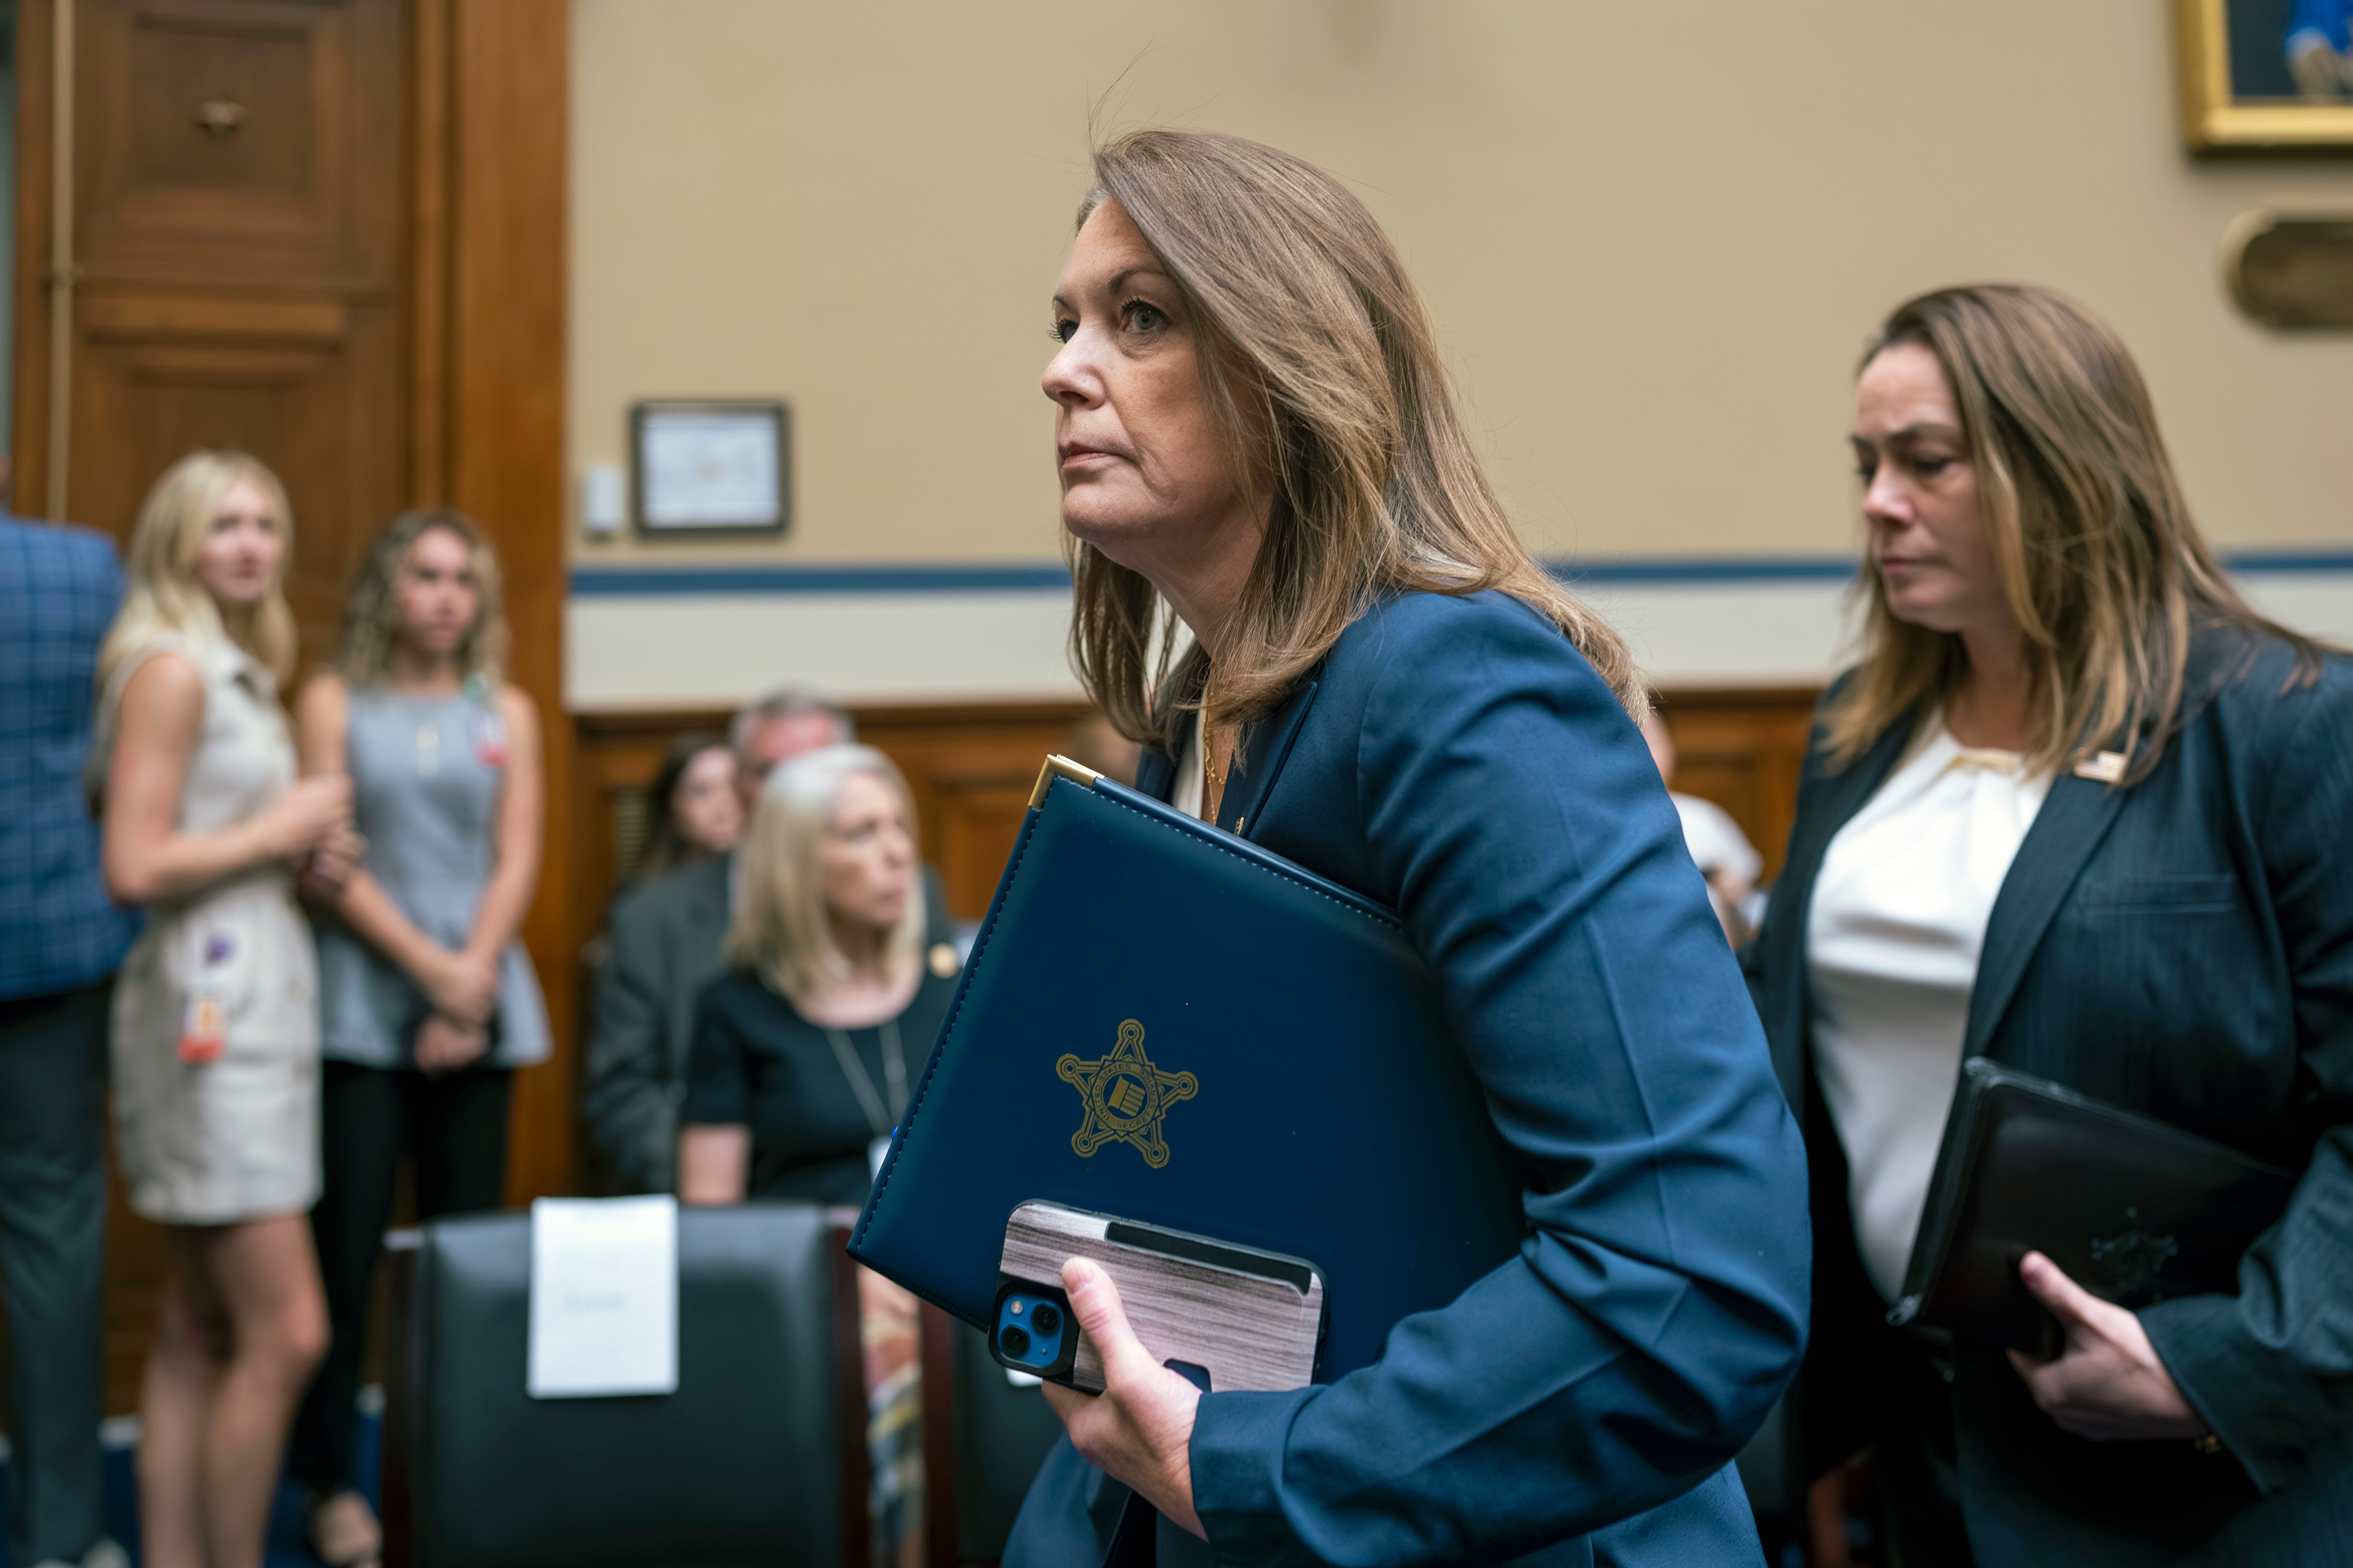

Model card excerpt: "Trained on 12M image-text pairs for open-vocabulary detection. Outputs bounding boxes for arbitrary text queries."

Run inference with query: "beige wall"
[569,0,2353,571]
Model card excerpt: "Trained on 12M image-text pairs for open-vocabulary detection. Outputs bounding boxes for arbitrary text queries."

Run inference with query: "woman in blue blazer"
[1745,284,2353,1565]
[1005,127,1810,1567]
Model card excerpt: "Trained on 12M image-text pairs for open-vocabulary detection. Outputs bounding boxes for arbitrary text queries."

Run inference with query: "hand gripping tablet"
[990,1200,1326,1393]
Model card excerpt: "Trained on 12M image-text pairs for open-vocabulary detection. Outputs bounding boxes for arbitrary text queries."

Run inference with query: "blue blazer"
[1006,590,1810,1568]
[1744,629,2353,1565]
[0,516,138,1001]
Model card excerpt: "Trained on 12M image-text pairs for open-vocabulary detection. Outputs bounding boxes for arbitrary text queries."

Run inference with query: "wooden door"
[28,0,406,656]
[9,0,570,1417]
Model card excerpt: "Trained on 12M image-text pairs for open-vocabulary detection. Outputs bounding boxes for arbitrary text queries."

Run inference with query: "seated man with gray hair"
[583,686,954,1194]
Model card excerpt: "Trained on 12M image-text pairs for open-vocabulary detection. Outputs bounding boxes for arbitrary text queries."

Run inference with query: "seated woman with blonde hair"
[678,743,956,1568]
[676,742,953,1205]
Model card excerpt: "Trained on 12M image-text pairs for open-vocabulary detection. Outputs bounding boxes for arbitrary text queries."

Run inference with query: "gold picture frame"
[2178,0,2353,150]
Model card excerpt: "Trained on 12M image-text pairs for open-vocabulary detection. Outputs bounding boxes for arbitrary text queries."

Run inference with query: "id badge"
[180,929,234,1064]
[179,988,225,1064]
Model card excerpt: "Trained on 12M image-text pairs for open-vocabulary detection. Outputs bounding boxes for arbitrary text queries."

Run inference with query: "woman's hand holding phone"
[1040,1258,1207,1540]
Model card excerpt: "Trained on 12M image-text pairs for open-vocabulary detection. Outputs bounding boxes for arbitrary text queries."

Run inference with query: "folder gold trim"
[1029,753,1104,810]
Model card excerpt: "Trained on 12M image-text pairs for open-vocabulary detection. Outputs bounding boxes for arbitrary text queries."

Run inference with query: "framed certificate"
[631,401,790,535]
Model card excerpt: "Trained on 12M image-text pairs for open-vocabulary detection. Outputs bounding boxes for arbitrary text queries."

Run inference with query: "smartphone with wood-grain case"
[990,1200,1327,1393]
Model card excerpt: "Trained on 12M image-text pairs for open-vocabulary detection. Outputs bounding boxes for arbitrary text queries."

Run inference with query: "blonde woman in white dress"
[94,451,357,1568]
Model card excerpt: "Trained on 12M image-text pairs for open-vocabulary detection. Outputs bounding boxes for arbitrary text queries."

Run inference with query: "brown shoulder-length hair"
[335,508,510,689]
[634,729,732,886]
[1068,128,1637,749]
[1821,284,2319,783]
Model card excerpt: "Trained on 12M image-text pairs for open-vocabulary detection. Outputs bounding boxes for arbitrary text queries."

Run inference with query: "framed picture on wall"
[631,401,791,535]
[2178,0,2353,150]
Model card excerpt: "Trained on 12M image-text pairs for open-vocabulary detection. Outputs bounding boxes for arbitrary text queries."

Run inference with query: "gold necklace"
[1203,726,1230,820]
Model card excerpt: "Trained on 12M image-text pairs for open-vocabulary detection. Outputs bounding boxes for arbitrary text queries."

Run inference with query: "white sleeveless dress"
[99,636,321,1224]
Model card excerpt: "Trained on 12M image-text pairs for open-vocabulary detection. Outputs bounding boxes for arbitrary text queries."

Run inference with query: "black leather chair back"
[396,1202,846,1568]
[950,1322,1067,1563]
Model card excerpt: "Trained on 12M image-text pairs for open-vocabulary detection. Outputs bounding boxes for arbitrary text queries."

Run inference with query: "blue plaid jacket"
[0,517,140,1000]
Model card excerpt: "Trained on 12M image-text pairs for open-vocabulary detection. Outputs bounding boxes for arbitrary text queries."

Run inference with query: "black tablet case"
[1890,1058,2296,1356]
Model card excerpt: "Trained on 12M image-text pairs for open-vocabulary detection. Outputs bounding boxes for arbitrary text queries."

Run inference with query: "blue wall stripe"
[2220,550,2353,574]
[569,549,2353,598]
[1553,557,1856,584]
[568,564,1076,596]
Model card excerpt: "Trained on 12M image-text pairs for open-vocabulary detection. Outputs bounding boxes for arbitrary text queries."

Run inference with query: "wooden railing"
[574,699,1110,925]
[572,686,1820,924]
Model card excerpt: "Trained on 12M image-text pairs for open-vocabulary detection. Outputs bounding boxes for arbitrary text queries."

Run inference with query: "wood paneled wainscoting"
[576,701,1108,932]
[1650,686,1822,886]
[571,684,1823,930]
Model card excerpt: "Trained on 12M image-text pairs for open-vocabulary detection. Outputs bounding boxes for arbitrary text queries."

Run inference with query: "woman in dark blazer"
[1005,128,1810,1568]
[1747,284,2353,1565]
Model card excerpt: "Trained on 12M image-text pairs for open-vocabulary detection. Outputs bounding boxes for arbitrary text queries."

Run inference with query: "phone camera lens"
[1031,1303,1062,1336]
[1000,1325,1031,1358]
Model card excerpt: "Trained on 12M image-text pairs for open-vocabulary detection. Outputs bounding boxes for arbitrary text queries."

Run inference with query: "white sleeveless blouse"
[1806,722,2051,1304]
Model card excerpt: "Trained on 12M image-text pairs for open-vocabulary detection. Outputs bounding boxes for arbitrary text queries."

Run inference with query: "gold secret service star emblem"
[1057,1019,1197,1168]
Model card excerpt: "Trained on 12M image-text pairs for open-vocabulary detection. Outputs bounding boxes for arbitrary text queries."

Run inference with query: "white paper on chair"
[527,1196,679,1398]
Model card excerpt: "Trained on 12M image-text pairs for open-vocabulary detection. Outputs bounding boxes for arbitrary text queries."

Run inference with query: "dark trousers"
[0,980,113,1567]
[290,1059,512,1498]
[1872,1333,1975,1568]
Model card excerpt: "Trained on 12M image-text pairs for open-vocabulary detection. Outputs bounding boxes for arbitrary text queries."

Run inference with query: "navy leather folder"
[849,757,1528,1381]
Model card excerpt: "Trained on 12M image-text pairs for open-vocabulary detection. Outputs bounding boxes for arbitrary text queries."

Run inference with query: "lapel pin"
[2073,750,2128,783]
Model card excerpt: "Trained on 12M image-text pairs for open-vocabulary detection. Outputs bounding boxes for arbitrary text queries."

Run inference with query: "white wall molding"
[567,558,2353,711]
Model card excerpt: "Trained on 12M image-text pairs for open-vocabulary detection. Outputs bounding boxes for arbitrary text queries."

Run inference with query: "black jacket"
[1744,629,2353,1564]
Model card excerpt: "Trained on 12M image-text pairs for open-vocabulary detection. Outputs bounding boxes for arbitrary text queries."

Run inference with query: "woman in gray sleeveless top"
[287,510,548,1568]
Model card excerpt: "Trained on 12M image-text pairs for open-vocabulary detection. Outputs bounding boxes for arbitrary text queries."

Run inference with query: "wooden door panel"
[66,0,404,669]
[82,0,392,283]
[69,290,402,657]
[84,290,354,340]
[930,773,1048,919]
[126,9,320,196]
[1652,687,1819,886]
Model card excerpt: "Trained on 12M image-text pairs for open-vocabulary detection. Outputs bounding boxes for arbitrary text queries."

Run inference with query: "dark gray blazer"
[1744,629,2353,1564]
[585,854,731,1195]
[582,853,954,1195]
